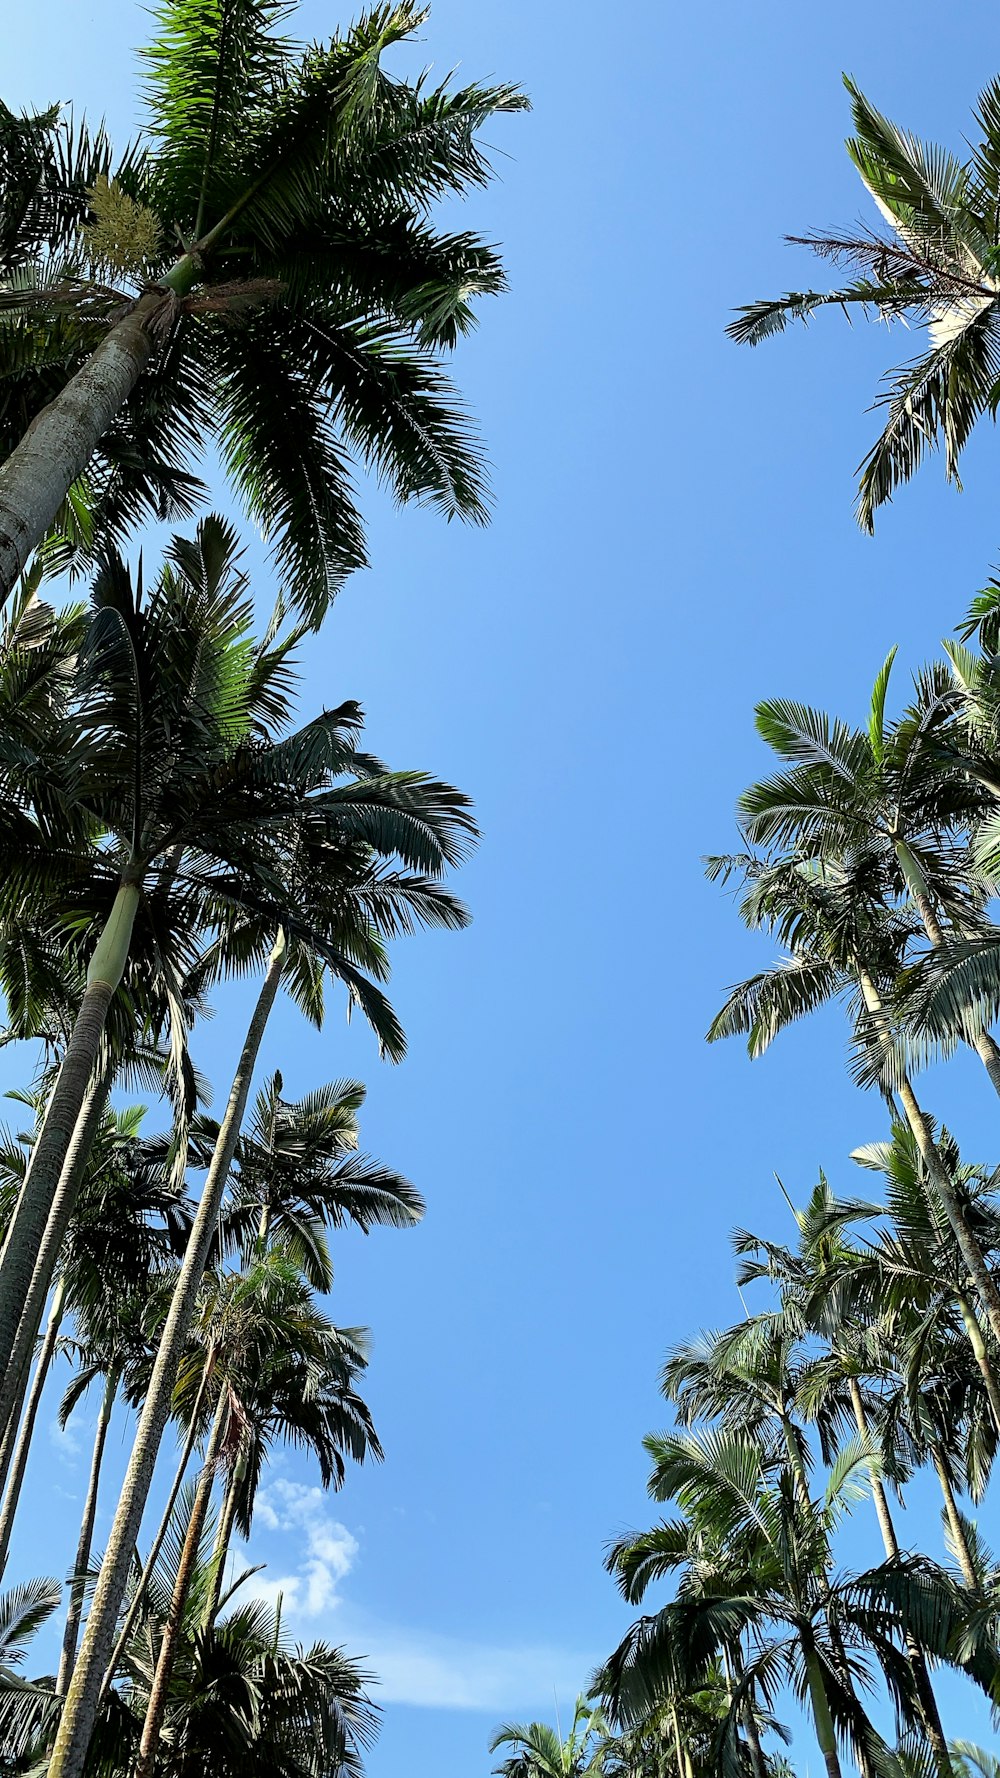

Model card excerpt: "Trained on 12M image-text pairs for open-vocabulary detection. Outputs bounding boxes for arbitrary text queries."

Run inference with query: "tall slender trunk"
[99,1352,216,1706]
[930,1444,977,1587]
[0,1274,66,1577]
[133,1393,228,1778]
[57,1368,118,1696]
[857,965,1000,1343]
[740,1697,766,1778]
[847,1378,951,1769]
[0,1063,114,1497]
[954,1288,1000,1434]
[49,932,286,1778]
[204,1446,243,1629]
[0,247,199,600]
[802,1636,842,1778]
[0,888,138,1398]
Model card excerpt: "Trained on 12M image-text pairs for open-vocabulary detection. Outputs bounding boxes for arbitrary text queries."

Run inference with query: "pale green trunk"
[49,932,286,1778]
[0,887,138,1403]
[802,1641,842,1778]
[931,1444,977,1587]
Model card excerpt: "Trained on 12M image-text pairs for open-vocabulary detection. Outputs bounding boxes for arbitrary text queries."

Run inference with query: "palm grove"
[484,69,1000,1778]
[0,1,531,1774]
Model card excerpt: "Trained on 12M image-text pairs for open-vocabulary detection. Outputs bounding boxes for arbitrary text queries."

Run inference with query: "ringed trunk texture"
[0,265,195,600]
[48,933,286,1778]
[0,1063,114,1486]
[57,1369,118,1696]
[0,1274,66,1577]
[133,1394,227,1778]
[857,966,1000,1344]
[0,886,138,1398]
[99,1353,215,1706]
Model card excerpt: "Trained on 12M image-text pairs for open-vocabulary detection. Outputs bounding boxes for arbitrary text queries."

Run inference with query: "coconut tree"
[729,78,1000,530]
[0,0,527,612]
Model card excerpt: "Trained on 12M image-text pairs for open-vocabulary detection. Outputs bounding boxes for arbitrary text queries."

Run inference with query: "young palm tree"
[730,79,1000,530]
[490,1697,611,1778]
[0,0,527,614]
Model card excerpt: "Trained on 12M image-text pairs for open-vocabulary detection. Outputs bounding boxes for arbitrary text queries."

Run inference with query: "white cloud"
[48,1414,84,1466]
[250,1480,359,1617]
[242,1482,592,1712]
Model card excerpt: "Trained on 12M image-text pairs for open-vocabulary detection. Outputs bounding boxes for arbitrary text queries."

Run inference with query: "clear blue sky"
[9,0,1000,1770]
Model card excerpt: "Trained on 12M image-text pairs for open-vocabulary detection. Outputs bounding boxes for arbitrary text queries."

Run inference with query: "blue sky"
[10,0,1000,1770]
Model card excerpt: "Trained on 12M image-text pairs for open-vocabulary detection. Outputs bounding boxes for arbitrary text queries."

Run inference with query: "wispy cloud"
[243,1485,593,1712]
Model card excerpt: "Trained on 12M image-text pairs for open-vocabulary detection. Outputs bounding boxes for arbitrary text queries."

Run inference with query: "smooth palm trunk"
[857,966,1000,1343]
[900,864,1000,1101]
[847,1379,950,1768]
[133,1394,227,1778]
[0,253,197,598]
[57,1369,118,1696]
[99,1354,215,1706]
[0,1063,114,1492]
[954,1288,1000,1435]
[930,1444,977,1587]
[0,1274,66,1577]
[49,932,286,1778]
[802,1639,842,1778]
[0,887,138,1403]
[205,1449,243,1628]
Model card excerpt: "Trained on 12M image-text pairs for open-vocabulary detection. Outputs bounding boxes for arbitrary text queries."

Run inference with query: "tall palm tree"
[0,510,472,1450]
[729,79,1000,530]
[706,846,1000,1345]
[0,0,527,612]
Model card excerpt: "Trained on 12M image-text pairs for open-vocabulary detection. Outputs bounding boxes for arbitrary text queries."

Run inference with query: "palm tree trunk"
[204,1448,243,1628]
[801,1637,842,1778]
[740,1697,766,1778]
[930,1444,977,1586]
[56,1368,118,1696]
[953,1288,1000,1434]
[847,1379,951,1771]
[0,1061,113,1498]
[0,250,198,599]
[0,888,138,1403]
[0,1273,66,1577]
[857,965,1000,1343]
[98,1351,215,1706]
[133,1391,228,1778]
[49,930,286,1778]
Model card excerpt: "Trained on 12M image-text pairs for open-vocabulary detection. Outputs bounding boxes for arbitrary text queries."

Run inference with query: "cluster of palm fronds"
[493,610,1000,1775]
[0,2,524,1775]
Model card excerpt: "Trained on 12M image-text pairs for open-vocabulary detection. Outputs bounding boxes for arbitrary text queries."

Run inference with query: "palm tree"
[129,1249,379,1778]
[0,0,527,612]
[600,1426,934,1778]
[0,510,472,1455]
[706,845,1000,1346]
[490,1697,611,1778]
[729,79,1000,530]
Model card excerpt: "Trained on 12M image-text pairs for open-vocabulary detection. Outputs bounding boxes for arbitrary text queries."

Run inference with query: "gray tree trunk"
[98,1352,215,1706]
[0,886,138,1400]
[57,1368,118,1695]
[133,1392,228,1778]
[48,931,286,1778]
[931,1444,977,1587]
[0,1274,66,1576]
[0,1063,113,1496]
